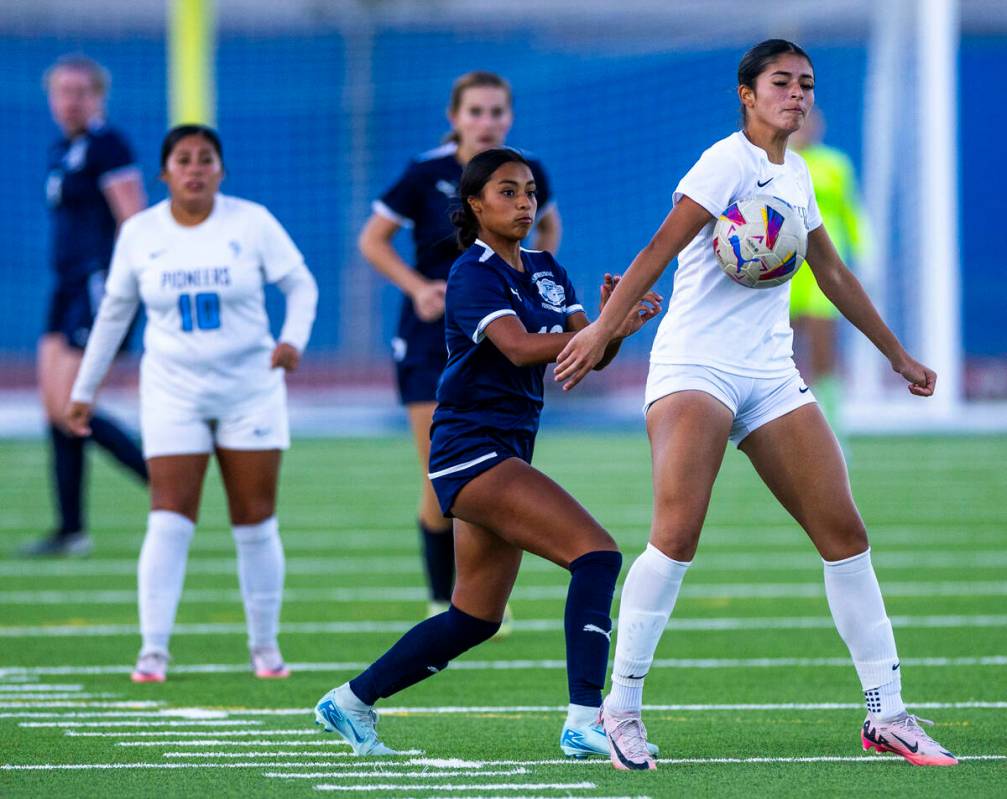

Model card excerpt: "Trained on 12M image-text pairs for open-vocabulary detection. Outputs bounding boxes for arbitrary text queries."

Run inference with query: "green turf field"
[1,434,1005,798]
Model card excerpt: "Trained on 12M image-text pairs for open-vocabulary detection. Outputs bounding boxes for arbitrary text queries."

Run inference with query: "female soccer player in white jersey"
[65,125,318,683]
[555,40,957,770]
[315,148,659,759]
[358,71,560,619]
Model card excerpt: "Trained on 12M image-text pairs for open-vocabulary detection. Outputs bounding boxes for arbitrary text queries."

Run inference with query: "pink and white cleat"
[601,703,657,771]
[251,646,291,679]
[861,714,958,766]
[130,650,168,683]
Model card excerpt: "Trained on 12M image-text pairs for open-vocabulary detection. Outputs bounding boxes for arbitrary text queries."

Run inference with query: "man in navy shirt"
[317,148,661,761]
[24,55,148,556]
[358,71,559,618]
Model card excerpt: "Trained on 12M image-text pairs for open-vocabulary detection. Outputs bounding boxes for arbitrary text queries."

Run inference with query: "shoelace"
[892,715,940,748]
[612,717,651,760]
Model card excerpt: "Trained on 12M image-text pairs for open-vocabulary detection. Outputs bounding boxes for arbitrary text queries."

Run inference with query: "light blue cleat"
[314,685,398,756]
[560,718,659,759]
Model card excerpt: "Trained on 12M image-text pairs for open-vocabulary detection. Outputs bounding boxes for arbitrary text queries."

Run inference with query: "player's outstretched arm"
[483,315,575,367]
[554,197,710,390]
[806,226,936,397]
[588,274,662,371]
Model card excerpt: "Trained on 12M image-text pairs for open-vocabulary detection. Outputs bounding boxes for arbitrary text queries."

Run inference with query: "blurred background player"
[556,40,957,770]
[788,107,869,439]
[316,148,659,758]
[65,124,318,683]
[24,54,149,557]
[358,71,561,619]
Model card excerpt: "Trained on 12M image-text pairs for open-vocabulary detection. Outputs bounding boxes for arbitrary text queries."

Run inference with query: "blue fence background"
[0,29,1002,367]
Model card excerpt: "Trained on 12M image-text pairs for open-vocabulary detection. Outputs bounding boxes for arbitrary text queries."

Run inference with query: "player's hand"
[412,280,447,322]
[554,322,611,391]
[65,401,94,437]
[891,352,937,397]
[271,342,301,372]
[600,274,662,338]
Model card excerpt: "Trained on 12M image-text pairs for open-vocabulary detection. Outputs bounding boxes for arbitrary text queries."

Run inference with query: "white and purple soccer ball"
[712,195,807,289]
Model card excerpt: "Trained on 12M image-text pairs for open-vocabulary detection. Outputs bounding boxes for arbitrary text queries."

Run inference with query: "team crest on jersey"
[435,179,457,198]
[533,272,565,311]
[64,139,87,171]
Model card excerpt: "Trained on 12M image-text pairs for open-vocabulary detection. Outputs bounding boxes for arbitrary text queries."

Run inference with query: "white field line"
[66,729,318,737]
[92,701,1007,720]
[267,767,530,778]
[0,693,115,700]
[308,783,598,792]
[0,702,161,710]
[3,654,1006,681]
[119,741,361,748]
[0,683,82,692]
[4,614,1007,638]
[0,762,439,771]
[20,719,261,728]
[4,579,1006,606]
[4,550,1007,577]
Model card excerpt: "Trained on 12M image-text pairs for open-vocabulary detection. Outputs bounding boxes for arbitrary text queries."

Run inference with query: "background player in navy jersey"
[358,71,561,618]
[316,148,661,759]
[23,54,148,557]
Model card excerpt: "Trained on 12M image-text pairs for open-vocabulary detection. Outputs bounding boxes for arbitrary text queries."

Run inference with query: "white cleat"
[314,684,398,756]
[602,703,656,770]
[131,650,168,684]
[251,646,290,679]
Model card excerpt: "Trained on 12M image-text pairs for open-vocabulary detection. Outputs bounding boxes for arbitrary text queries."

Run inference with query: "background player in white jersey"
[556,40,957,770]
[358,71,560,621]
[65,125,318,683]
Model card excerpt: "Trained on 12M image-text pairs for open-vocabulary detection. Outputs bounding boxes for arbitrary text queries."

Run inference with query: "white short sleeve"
[104,219,140,301]
[672,144,745,218]
[256,205,306,283]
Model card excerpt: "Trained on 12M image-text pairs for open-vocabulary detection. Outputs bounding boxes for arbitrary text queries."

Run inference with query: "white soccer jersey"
[104,195,306,409]
[650,131,823,377]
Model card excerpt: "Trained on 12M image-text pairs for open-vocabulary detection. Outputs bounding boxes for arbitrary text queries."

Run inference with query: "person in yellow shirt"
[789,108,869,439]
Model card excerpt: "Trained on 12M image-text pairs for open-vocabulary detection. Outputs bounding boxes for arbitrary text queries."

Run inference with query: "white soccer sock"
[137,510,195,654]
[823,548,906,721]
[608,543,692,713]
[565,702,600,728]
[233,516,285,651]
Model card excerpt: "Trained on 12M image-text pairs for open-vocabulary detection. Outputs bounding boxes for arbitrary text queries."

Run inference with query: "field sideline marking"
[3,579,1005,606]
[20,720,261,728]
[119,740,361,748]
[4,655,1005,679]
[67,729,318,737]
[4,614,1007,638]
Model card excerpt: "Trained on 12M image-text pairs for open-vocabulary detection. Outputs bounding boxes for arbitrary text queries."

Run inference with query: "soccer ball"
[712,195,807,289]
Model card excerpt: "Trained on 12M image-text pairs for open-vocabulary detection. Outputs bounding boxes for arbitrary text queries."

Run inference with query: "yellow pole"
[168,0,216,126]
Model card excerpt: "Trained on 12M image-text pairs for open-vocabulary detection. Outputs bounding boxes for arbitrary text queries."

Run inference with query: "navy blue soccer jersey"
[46,121,138,285]
[433,240,583,435]
[375,142,553,370]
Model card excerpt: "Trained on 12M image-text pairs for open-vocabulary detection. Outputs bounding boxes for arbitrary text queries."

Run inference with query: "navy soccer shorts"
[427,420,535,517]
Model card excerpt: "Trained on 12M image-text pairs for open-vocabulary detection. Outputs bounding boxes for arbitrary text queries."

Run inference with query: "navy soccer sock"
[49,424,85,535]
[565,549,623,707]
[419,520,454,602]
[350,604,499,705]
[89,414,148,482]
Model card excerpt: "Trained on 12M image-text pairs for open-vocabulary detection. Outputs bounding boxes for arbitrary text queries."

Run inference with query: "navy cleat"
[314,684,397,756]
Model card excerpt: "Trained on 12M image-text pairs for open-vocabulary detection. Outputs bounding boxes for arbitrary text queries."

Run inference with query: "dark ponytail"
[451,147,532,249]
[737,39,814,124]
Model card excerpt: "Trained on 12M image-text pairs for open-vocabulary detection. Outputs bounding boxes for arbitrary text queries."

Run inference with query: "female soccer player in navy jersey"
[555,40,957,770]
[66,125,318,683]
[316,147,660,758]
[358,71,561,616]
[23,55,149,557]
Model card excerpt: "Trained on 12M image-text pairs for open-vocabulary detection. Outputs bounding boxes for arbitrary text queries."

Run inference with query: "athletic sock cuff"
[568,549,623,574]
[822,547,871,572]
[232,516,279,543]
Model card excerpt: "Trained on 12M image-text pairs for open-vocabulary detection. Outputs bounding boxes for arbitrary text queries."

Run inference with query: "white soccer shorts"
[139,381,290,458]
[644,362,816,446]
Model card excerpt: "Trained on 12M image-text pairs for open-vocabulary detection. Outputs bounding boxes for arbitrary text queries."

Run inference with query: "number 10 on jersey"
[178,292,221,332]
